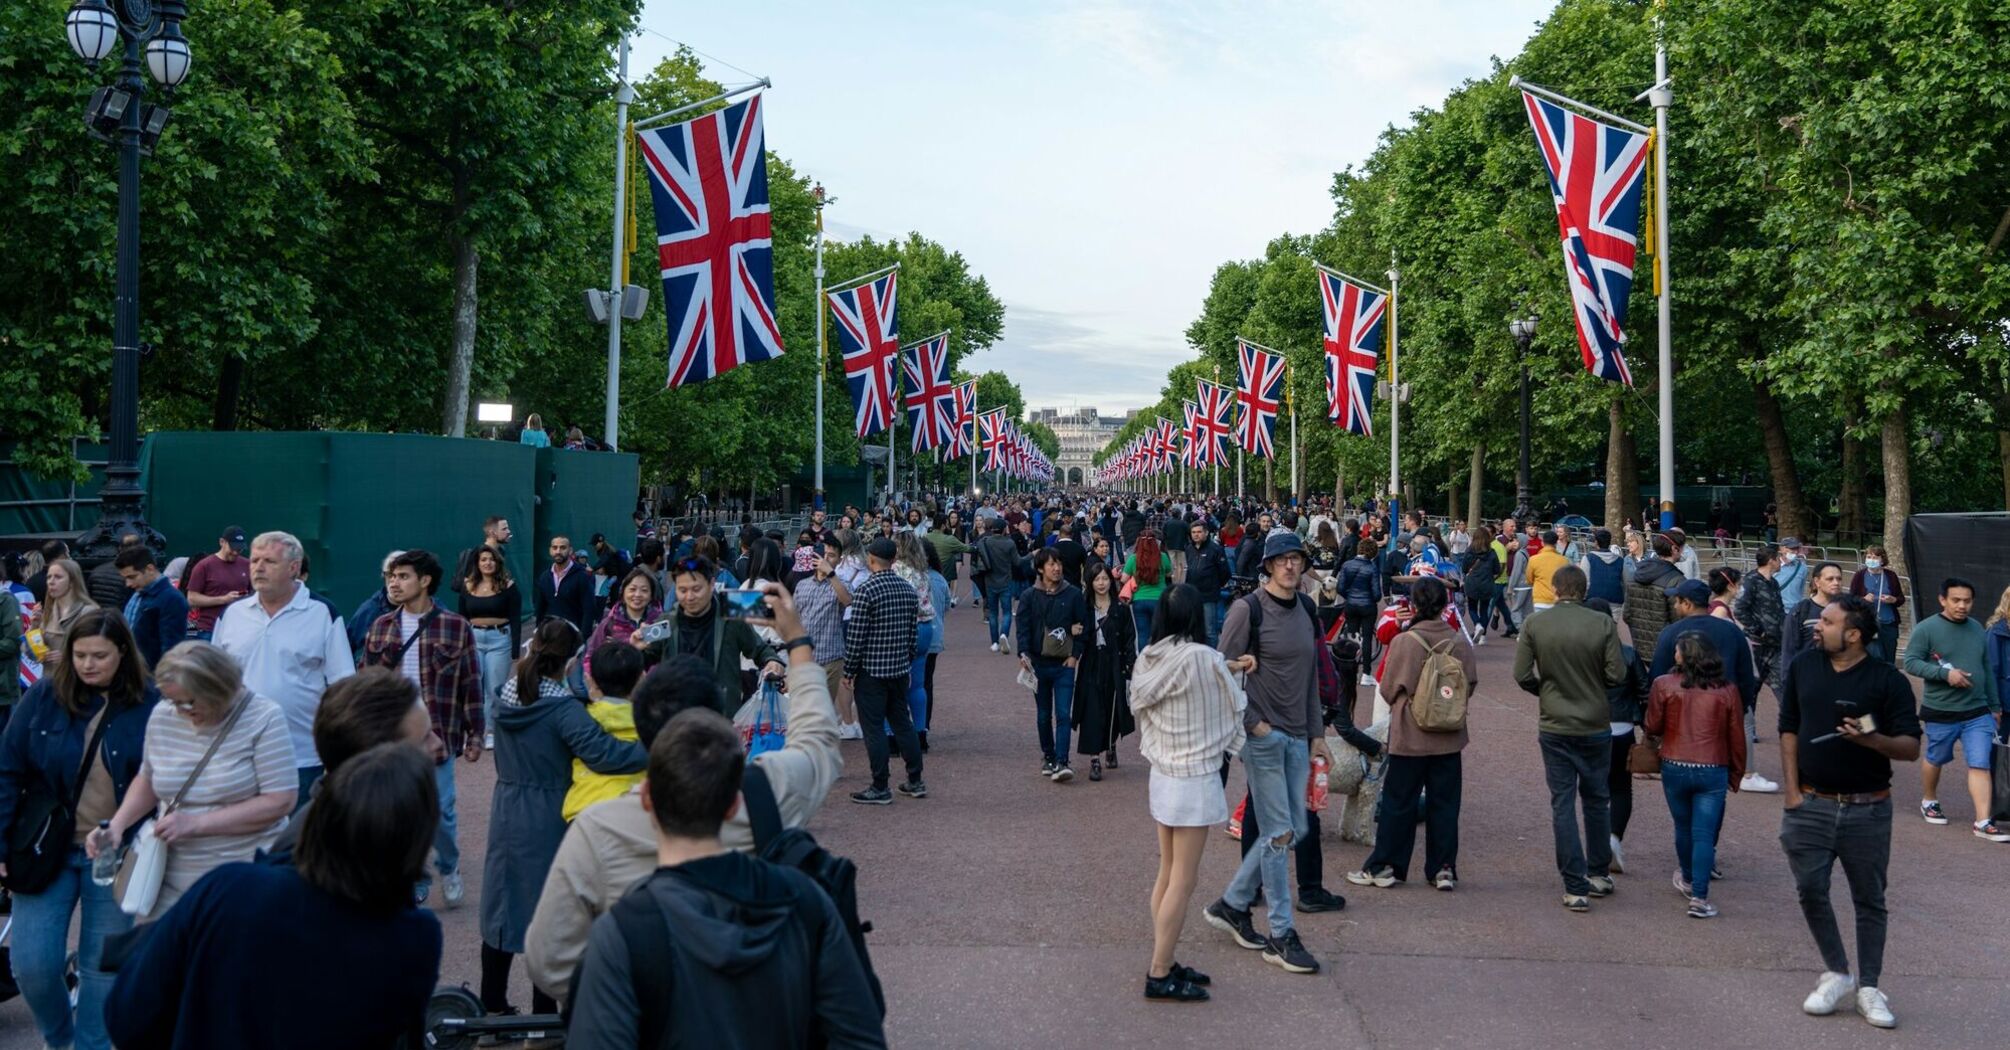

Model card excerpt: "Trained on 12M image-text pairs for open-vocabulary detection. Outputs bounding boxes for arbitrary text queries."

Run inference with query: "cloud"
[972,303,1190,412]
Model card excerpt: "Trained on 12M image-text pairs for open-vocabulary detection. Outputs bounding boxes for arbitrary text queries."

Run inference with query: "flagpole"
[1387,251,1402,536]
[1287,366,1299,506]
[601,38,632,451]
[1648,38,1675,530]
[632,79,773,130]
[812,185,827,509]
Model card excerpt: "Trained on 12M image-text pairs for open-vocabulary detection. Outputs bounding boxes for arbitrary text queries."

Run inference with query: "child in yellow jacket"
[563,643,648,822]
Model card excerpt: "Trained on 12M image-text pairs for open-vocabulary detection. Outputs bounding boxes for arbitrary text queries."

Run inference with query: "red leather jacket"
[1645,675,1747,784]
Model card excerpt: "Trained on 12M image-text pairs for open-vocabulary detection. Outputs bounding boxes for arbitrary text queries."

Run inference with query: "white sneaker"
[990,641,1000,652]
[1855,986,1895,1028]
[1608,834,1626,874]
[1740,772,1781,793]
[1475,633,1487,646]
[1802,971,1856,1016]
[839,722,863,740]
[483,732,495,751]
[1359,672,1377,688]
[442,872,465,909]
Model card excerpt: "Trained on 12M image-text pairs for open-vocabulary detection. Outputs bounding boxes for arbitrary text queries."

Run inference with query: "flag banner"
[1181,400,1201,469]
[1234,340,1286,460]
[1195,379,1235,468]
[948,380,977,458]
[979,408,1010,473]
[1521,90,1648,385]
[829,270,900,437]
[1317,268,1388,435]
[636,94,783,388]
[900,332,955,453]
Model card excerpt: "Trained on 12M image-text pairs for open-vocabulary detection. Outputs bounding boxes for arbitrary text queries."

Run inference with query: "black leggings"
[924,652,939,730]
[1608,731,1635,840]
[481,942,557,1015]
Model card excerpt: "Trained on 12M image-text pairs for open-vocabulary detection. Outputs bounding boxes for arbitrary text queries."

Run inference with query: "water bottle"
[90,821,119,887]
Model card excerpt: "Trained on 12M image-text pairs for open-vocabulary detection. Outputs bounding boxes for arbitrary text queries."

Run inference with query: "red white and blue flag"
[1521,90,1649,385]
[979,408,1010,473]
[946,380,977,458]
[1318,269,1388,435]
[1234,340,1286,460]
[1181,401,1201,469]
[1194,379,1235,468]
[1156,417,1179,471]
[636,95,783,388]
[829,270,900,437]
[900,332,955,454]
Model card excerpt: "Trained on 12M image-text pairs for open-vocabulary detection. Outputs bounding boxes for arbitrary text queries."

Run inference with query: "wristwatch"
[782,636,814,653]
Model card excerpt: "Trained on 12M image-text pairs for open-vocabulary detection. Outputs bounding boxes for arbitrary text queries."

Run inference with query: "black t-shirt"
[1777,649,1922,793]
[1052,538,1087,588]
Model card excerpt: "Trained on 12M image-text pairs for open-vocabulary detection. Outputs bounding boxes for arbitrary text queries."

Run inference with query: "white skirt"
[1150,768,1229,827]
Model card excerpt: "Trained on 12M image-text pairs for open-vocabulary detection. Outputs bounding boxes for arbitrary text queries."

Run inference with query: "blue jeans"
[984,584,1013,645]
[1662,761,1729,899]
[905,620,936,733]
[1202,600,1222,646]
[9,848,132,1050]
[472,625,514,732]
[1033,661,1075,765]
[1131,598,1157,652]
[434,758,460,878]
[1225,728,1309,938]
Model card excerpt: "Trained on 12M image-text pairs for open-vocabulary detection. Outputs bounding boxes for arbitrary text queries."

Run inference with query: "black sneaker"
[849,787,893,805]
[1296,887,1347,913]
[1262,930,1319,974]
[1202,898,1265,950]
[896,780,927,799]
[1143,972,1209,1002]
[1171,962,1211,986]
[1040,760,1057,778]
[1051,764,1075,783]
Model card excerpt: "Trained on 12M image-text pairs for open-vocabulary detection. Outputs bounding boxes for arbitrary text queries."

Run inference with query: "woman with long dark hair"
[1073,561,1137,781]
[1129,584,1246,1002]
[1645,631,1746,919]
[1123,529,1172,652]
[480,619,645,1016]
[0,609,155,1050]
[459,544,520,750]
[584,566,661,677]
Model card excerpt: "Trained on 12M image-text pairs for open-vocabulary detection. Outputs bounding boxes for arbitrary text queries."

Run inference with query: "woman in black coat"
[1072,561,1137,781]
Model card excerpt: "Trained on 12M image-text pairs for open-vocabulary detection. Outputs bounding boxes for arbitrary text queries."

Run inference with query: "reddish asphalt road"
[5,587,2005,1047]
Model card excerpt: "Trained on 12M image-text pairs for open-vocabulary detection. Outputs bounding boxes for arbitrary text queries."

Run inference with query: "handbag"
[1626,734,1663,775]
[3,711,114,895]
[118,692,253,917]
[743,680,788,758]
[1119,576,1139,602]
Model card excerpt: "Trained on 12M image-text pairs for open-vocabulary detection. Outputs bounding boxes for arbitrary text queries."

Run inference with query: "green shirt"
[1122,553,1173,602]
[1902,614,2000,719]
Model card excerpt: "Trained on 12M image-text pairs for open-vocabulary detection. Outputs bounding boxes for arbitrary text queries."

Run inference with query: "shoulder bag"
[2,709,114,895]
[119,692,254,917]
[1626,734,1663,775]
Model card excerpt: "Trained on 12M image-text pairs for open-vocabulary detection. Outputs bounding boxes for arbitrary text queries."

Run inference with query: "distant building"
[1031,407,1124,487]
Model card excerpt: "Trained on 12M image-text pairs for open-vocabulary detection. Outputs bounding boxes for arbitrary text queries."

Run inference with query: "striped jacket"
[1128,639,1246,778]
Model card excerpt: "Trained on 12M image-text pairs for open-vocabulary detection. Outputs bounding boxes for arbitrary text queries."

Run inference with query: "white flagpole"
[1237,449,1244,500]
[1648,38,1675,530]
[812,186,826,509]
[1290,401,1299,505]
[602,38,632,451]
[1387,251,1401,533]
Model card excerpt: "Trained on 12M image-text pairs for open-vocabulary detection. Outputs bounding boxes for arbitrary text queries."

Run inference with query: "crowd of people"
[0,486,1998,1042]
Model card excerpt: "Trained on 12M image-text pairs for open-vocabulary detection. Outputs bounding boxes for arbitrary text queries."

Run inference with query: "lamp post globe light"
[66,0,191,565]
[1509,316,1537,521]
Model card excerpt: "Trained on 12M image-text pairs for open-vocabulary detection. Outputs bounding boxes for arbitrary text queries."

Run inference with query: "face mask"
[1865,558,1881,570]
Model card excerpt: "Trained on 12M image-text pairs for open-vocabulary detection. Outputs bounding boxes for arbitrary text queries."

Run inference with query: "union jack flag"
[1156,417,1179,471]
[1521,90,1649,385]
[829,270,900,437]
[1181,401,1201,469]
[1194,379,1235,468]
[900,333,955,453]
[946,380,977,457]
[636,95,783,388]
[1234,340,1286,460]
[978,408,1009,473]
[1318,269,1387,436]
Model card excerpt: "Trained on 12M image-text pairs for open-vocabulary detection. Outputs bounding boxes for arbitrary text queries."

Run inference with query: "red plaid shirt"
[363,604,484,757]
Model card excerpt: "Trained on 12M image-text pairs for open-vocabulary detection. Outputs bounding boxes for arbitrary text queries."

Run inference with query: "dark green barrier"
[534,446,644,583]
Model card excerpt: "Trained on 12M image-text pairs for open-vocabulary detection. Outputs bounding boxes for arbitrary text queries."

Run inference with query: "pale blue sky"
[633,1,1552,412]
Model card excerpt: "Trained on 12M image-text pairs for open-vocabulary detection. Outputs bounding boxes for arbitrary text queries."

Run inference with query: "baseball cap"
[221,526,248,546]
[867,538,898,561]
[1672,579,1711,605]
[1780,536,1802,549]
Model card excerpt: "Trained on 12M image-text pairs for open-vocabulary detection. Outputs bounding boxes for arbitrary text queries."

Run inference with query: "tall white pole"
[602,39,633,450]
[813,188,826,508]
[1651,39,1675,530]
[1237,449,1244,500]
[1387,251,1401,531]
[1290,401,1299,505]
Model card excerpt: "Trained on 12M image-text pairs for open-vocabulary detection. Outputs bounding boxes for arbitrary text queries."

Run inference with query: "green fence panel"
[534,447,641,577]
[0,441,109,537]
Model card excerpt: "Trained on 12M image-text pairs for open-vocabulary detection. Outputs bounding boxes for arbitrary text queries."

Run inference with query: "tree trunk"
[1880,402,1911,574]
[440,233,478,437]
[1263,459,1275,502]
[1603,395,1628,532]
[1838,418,1866,538]
[211,355,244,431]
[1751,365,1810,539]
[1334,463,1344,508]
[1467,444,1484,531]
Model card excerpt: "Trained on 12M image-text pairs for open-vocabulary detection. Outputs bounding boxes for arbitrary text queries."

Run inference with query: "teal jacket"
[1903,614,2000,718]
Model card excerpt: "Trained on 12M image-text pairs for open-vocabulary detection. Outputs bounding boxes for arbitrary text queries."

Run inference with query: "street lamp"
[1509,315,1537,521]
[66,0,190,565]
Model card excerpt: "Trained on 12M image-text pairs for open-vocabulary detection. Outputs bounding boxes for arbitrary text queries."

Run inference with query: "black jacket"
[1607,641,1650,725]
[1184,540,1230,596]
[1015,583,1088,666]
[1734,571,1785,649]
[533,563,594,630]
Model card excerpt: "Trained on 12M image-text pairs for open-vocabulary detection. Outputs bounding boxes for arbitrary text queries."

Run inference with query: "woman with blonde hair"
[91,640,297,919]
[893,530,940,746]
[33,557,97,672]
[1986,585,2010,722]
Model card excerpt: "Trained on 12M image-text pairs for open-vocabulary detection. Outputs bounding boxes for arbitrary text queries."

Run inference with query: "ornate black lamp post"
[65,0,190,562]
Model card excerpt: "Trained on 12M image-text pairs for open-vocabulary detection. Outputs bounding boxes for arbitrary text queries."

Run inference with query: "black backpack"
[604,766,885,1049]
[1239,589,1320,664]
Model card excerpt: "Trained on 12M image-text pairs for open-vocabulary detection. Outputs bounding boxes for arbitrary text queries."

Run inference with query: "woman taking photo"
[481,618,645,1017]
[92,640,298,920]
[106,743,445,1049]
[584,566,661,676]
[0,610,155,1050]
[1644,631,1746,919]
[1072,561,1137,781]
[1123,529,1173,652]
[1346,577,1477,892]
[1128,584,1246,1003]
[32,556,97,673]
[458,544,520,750]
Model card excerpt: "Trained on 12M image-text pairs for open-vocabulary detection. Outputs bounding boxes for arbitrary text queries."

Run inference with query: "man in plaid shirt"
[843,537,922,805]
[364,548,483,907]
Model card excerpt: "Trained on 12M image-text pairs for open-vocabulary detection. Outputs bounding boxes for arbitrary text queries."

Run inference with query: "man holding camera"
[633,555,783,715]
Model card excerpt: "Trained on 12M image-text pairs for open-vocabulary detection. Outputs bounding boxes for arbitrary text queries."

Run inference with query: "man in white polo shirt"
[213,530,355,803]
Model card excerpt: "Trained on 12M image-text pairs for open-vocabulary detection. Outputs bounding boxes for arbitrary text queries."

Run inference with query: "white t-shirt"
[399,610,423,683]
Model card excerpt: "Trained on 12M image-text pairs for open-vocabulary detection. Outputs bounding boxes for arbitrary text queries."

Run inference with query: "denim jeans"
[1538,731,1612,895]
[1202,601,1222,646]
[1033,661,1075,765]
[1131,598,1158,652]
[472,625,514,733]
[984,583,1013,645]
[905,620,936,733]
[1661,761,1729,898]
[1364,751,1463,881]
[434,757,461,878]
[855,673,922,789]
[1224,728,1309,938]
[9,848,132,1050]
[1781,795,1892,986]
